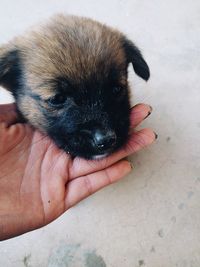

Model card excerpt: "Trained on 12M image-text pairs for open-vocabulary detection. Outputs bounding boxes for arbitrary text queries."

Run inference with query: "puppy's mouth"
[51,129,120,160]
[91,153,109,160]
[61,142,114,160]
[64,139,116,160]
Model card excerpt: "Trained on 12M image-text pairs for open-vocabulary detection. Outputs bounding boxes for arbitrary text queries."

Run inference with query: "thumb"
[0,103,19,126]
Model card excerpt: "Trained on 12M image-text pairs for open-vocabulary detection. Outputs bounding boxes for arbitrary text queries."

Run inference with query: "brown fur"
[6,15,127,124]
[11,15,126,98]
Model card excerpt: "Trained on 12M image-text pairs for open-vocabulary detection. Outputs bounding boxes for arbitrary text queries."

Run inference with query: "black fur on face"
[18,66,131,159]
[46,73,130,160]
[0,15,150,160]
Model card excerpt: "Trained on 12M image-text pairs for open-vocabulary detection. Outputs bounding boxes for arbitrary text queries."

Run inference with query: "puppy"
[0,14,150,159]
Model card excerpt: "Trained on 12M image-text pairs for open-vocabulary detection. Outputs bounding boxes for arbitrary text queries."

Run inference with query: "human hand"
[0,103,155,240]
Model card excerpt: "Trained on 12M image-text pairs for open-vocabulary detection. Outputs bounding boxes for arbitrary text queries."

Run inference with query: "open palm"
[0,103,155,240]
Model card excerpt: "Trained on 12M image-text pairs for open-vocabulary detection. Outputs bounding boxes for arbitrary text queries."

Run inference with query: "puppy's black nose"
[93,130,116,151]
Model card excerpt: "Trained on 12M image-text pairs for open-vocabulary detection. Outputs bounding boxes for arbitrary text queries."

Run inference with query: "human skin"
[0,103,155,240]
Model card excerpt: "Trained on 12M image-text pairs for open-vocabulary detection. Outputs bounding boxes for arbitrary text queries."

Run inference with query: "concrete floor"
[0,0,200,266]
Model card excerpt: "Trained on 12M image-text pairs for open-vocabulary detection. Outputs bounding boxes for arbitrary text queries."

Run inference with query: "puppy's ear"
[0,46,21,91]
[122,38,150,81]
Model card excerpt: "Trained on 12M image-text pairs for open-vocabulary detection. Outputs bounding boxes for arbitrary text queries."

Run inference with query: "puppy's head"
[0,15,150,159]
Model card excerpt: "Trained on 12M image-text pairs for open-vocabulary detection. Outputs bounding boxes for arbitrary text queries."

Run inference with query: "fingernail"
[129,161,134,169]
[154,132,158,139]
[144,105,153,119]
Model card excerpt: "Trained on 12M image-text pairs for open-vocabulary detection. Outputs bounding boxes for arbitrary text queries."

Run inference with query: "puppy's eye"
[47,94,66,107]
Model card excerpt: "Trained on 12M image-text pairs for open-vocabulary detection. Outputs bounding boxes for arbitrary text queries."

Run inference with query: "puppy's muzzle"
[80,128,117,153]
[92,129,117,151]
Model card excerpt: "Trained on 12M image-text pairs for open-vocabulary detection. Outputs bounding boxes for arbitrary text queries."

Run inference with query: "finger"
[0,103,18,125]
[69,128,156,179]
[130,103,152,128]
[65,160,132,209]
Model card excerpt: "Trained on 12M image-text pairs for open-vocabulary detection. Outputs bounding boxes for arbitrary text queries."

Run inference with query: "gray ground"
[0,0,200,266]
